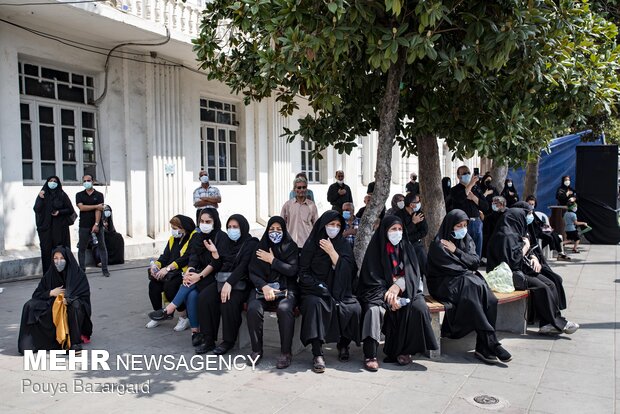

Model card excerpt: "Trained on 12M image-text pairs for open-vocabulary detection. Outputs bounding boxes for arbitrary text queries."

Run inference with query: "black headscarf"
[34,176,71,232]
[427,209,478,279]
[173,214,196,246]
[220,214,259,281]
[248,216,298,286]
[486,208,527,271]
[224,214,253,257]
[199,207,223,242]
[501,178,519,203]
[102,205,117,233]
[441,177,452,199]
[481,173,493,188]
[358,215,421,306]
[299,210,355,301]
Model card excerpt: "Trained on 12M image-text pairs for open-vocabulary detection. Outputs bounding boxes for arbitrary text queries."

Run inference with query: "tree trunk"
[353,51,407,270]
[490,163,508,191]
[523,156,540,198]
[417,134,445,250]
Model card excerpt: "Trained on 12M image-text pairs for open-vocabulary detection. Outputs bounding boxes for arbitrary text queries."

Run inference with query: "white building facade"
[0,0,477,277]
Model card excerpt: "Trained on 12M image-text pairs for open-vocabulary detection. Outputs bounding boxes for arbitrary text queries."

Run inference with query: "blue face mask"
[47,181,58,190]
[452,227,468,239]
[413,203,421,212]
[491,204,499,212]
[227,228,241,241]
[526,214,534,225]
[83,181,93,190]
[269,231,283,244]
[461,174,471,185]
[342,211,351,220]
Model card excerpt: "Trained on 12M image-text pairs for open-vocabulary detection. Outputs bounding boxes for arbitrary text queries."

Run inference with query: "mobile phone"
[473,167,480,176]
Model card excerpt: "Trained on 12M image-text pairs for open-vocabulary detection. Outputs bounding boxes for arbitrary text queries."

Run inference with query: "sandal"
[364,358,379,372]
[337,346,350,362]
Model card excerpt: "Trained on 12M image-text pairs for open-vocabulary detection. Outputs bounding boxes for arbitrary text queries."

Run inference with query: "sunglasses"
[296,186,307,189]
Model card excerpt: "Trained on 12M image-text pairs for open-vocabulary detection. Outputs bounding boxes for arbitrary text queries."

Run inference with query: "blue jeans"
[172,284,200,329]
[468,218,483,258]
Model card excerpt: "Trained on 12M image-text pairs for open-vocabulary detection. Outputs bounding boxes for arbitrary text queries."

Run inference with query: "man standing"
[76,174,109,277]
[450,166,489,257]
[341,202,359,247]
[396,193,428,276]
[193,170,221,225]
[405,173,420,196]
[327,170,353,213]
[281,177,318,249]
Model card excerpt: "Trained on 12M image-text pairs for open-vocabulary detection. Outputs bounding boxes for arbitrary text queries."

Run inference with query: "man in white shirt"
[281,177,318,249]
[193,170,221,225]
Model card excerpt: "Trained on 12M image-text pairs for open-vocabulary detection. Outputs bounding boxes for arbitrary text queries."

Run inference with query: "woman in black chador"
[33,176,75,273]
[358,215,437,371]
[299,210,361,373]
[427,209,512,364]
[487,208,578,336]
[247,216,299,369]
[501,178,519,207]
[18,246,92,354]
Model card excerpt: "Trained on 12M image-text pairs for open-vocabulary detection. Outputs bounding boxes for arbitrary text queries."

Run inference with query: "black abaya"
[298,210,361,348]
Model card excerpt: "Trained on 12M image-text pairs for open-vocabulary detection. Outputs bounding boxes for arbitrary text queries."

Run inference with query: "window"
[301,140,320,183]
[19,62,97,183]
[200,98,239,183]
[357,136,364,184]
[400,156,417,187]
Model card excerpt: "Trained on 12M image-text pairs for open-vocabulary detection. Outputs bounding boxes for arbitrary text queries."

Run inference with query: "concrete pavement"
[0,244,617,413]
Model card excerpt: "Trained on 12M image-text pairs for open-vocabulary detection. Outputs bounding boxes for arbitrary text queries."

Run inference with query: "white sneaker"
[173,316,190,332]
[563,321,580,334]
[539,324,561,335]
[145,319,160,329]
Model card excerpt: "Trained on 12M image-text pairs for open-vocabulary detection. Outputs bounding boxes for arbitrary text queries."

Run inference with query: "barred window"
[301,140,320,183]
[200,98,239,183]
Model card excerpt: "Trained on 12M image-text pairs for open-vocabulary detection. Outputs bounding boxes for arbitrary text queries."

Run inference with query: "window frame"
[300,140,321,184]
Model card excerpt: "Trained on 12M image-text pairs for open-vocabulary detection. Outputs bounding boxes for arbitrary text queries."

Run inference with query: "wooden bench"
[425,290,529,359]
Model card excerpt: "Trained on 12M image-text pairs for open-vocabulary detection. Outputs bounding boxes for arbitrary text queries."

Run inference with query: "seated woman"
[18,246,92,354]
[146,214,197,330]
[427,210,512,364]
[247,216,299,368]
[487,208,578,335]
[149,208,226,347]
[195,214,258,355]
[358,216,437,371]
[525,196,570,261]
[93,205,125,265]
[298,210,361,373]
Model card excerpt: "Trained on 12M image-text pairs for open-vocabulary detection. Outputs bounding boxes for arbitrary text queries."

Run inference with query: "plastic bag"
[484,262,515,293]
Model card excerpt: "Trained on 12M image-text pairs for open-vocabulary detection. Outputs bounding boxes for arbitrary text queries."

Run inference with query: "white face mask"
[171,228,183,238]
[336,180,343,185]
[507,182,513,188]
[200,223,213,234]
[103,210,112,218]
[200,175,209,184]
[387,230,403,246]
[325,225,340,239]
[564,180,570,187]
[413,203,421,212]
[396,201,405,210]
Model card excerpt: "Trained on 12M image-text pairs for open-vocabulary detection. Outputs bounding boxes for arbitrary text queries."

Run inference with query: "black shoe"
[191,332,205,347]
[194,342,215,355]
[68,343,82,355]
[148,308,173,321]
[213,343,233,355]
[102,270,110,277]
[494,345,512,362]
[474,348,498,365]
[337,346,350,362]
[248,351,262,365]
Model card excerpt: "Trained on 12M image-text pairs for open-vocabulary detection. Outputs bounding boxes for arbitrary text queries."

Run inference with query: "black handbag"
[255,289,288,300]
[216,272,247,292]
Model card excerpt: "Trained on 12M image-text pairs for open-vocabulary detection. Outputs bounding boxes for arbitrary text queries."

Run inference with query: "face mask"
[460,174,471,185]
[564,180,570,187]
[171,228,182,238]
[570,206,578,212]
[526,214,534,225]
[387,230,403,246]
[342,211,351,220]
[507,182,513,188]
[411,176,417,182]
[54,259,66,272]
[492,204,499,212]
[227,228,241,241]
[446,180,451,187]
[200,175,209,184]
[396,201,405,210]
[103,210,111,218]
[83,182,93,190]
[47,181,58,190]
[413,203,421,212]
[269,231,283,244]
[452,227,468,239]
[325,225,340,239]
[485,180,492,187]
[336,180,343,185]
[200,223,213,234]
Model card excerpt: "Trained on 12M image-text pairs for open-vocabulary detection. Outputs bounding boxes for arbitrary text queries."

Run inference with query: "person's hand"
[91,225,99,234]
[204,239,218,254]
[221,282,232,303]
[522,237,530,251]
[183,272,199,287]
[384,284,401,307]
[51,210,59,216]
[440,239,457,253]
[391,299,402,312]
[149,264,160,278]
[256,248,275,264]
[50,286,65,297]
[38,191,45,199]
[530,256,542,273]
[338,188,346,195]
[262,285,276,301]
[63,297,67,305]
[97,204,105,211]
[412,212,424,224]
[319,238,336,255]
[567,190,573,196]
[484,189,493,196]
[466,191,477,201]
[156,267,169,279]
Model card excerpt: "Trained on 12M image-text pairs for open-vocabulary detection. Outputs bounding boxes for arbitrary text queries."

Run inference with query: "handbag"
[256,289,288,300]
[216,272,247,292]
[484,262,515,293]
[67,211,78,226]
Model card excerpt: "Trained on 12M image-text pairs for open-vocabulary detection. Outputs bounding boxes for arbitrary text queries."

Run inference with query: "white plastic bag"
[484,262,515,293]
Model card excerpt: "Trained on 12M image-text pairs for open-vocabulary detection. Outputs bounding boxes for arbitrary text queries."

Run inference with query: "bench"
[425,290,529,359]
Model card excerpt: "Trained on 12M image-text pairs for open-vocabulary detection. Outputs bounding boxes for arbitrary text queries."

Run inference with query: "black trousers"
[246,291,297,353]
[197,282,220,346]
[412,242,428,277]
[526,273,567,330]
[218,289,248,347]
[148,272,184,312]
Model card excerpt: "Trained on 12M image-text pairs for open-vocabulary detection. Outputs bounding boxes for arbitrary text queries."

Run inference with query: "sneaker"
[173,316,190,332]
[474,348,498,364]
[494,345,512,362]
[563,321,580,334]
[539,324,562,335]
[145,319,160,329]
[148,308,173,321]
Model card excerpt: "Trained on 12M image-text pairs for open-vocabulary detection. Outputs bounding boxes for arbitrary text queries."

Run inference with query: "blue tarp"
[506,131,603,215]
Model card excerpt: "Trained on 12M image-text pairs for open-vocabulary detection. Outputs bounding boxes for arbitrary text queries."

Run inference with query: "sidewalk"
[0,244,617,413]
